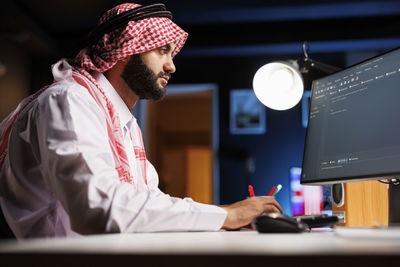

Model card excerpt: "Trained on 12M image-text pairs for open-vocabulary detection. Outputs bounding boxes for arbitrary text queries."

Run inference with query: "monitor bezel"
[301,45,400,186]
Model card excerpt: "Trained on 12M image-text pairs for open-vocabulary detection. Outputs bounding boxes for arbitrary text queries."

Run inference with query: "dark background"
[2,0,400,215]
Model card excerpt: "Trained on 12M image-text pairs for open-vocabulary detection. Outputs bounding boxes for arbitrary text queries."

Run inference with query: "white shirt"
[0,59,227,239]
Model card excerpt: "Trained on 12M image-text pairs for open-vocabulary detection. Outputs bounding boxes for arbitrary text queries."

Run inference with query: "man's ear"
[104,56,129,80]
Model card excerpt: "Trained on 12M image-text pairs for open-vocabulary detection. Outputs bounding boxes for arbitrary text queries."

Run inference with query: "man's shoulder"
[31,80,104,120]
[37,80,93,105]
[43,80,89,96]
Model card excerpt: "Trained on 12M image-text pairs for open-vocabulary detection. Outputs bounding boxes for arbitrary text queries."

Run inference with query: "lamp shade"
[252,61,303,111]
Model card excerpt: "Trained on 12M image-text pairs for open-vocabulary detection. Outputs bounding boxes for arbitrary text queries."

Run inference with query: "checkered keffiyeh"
[75,3,188,72]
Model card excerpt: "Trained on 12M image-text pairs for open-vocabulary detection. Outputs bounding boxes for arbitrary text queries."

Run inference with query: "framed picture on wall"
[230,89,266,135]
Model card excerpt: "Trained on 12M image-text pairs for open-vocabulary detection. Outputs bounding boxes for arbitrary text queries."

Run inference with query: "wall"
[0,39,31,121]
[219,101,306,215]
[173,52,347,215]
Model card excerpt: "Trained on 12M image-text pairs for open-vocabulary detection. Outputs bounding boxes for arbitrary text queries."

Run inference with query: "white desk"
[1,228,400,266]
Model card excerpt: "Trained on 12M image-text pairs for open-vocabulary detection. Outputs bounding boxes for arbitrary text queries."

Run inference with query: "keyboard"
[292,214,339,228]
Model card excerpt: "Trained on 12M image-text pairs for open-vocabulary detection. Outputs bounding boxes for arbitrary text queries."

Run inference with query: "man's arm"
[34,83,227,234]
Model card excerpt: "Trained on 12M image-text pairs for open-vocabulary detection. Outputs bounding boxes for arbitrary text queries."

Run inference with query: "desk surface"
[1,227,400,255]
[1,228,400,266]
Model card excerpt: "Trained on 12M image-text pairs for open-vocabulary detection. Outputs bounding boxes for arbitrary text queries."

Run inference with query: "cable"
[378,179,400,185]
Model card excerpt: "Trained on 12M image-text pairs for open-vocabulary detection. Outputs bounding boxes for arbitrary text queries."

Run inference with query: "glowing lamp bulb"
[253,62,304,111]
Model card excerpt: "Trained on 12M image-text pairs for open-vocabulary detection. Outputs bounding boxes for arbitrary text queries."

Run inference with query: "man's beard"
[121,54,171,101]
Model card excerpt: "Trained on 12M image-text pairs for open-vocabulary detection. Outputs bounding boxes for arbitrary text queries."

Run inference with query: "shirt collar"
[92,71,135,130]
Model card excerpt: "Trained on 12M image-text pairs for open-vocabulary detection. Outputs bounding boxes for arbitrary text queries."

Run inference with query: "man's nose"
[164,58,176,74]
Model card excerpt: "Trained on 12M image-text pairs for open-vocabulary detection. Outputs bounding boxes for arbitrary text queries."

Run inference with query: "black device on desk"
[254,213,339,233]
[293,214,339,228]
[254,213,306,233]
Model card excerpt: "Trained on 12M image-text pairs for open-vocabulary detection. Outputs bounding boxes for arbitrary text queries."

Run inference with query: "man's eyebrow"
[161,43,175,54]
[164,44,171,51]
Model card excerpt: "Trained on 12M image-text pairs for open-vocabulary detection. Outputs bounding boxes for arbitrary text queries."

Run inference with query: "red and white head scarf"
[75,3,188,72]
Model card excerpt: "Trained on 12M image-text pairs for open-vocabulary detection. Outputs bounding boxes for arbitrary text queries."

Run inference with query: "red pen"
[267,186,276,196]
[248,185,255,197]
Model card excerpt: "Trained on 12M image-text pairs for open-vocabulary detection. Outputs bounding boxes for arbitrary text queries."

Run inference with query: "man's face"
[121,43,176,101]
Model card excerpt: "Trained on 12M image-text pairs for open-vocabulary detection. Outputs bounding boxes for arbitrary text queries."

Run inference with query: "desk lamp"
[252,42,340,110]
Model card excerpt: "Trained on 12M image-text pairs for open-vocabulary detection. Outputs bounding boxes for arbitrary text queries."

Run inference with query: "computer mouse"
[254,213,307,233]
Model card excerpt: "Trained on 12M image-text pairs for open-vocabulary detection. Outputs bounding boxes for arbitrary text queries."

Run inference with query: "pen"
[248,185,255,197]
[272,184,282,197]
[267,186,276,196]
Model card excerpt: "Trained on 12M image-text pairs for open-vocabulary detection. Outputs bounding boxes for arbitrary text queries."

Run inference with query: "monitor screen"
[302,47,400,185]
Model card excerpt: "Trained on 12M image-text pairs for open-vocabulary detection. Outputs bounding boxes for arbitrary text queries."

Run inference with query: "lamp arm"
[301,58,341,75]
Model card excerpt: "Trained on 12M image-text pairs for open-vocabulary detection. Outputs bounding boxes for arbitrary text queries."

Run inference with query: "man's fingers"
[267,205,281,214]
[273,201,282,213]
[262,197,282,213]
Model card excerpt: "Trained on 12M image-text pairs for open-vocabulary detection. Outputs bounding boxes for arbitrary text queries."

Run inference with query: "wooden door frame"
[133,83,220,204]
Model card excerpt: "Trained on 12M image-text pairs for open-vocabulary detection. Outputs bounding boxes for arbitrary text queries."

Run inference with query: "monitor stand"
[389,181,400,225]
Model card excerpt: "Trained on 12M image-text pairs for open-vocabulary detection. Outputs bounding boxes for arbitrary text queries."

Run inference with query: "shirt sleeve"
[34,82,227,234]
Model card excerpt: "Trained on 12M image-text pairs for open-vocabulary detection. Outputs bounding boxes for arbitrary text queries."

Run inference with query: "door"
[142,84,219,204]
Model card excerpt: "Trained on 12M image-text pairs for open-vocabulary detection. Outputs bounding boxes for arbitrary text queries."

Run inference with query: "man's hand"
[220,197,282,230]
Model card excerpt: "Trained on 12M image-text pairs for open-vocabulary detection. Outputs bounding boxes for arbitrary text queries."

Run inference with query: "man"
[0,3,281,239]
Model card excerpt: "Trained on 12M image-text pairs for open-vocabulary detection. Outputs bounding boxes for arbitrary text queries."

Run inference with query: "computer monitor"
[301,46,400,223]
